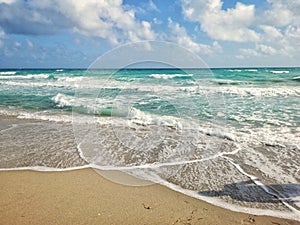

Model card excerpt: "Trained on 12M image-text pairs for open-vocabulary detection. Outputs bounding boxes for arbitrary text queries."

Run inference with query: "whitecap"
[0,74,49,79]
[0,71,17,75]
[271,70,290,74]
[149,74,193,79]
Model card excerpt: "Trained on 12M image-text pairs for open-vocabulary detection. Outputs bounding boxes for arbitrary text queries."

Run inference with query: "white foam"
[228,69,242,72]
[52,93,76,108]
[180,86,300,97]
[51,93,113,110]
[149,74,193,79]
[51,93,184,128]
[56,76,83,82]
[0,71,17,75]
[17,112,73,123]
[128,107,182,128]
[271,70,290,74]
[0,74,49,79]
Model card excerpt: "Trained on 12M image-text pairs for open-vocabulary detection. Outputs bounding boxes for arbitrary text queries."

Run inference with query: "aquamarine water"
[0,68,299,220]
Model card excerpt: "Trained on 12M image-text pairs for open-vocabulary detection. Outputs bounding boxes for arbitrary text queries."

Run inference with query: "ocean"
[0,68,299,220]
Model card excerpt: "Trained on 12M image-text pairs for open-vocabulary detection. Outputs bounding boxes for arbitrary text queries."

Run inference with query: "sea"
[0,68,299,221]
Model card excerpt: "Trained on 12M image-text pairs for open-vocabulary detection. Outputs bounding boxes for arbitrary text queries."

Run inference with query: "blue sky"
[0,0,299,68]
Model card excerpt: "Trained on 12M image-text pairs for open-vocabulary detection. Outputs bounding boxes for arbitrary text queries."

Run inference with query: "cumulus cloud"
[258,3,300,53]
[259,25,283,42]
[182,0,300,60]
[167,18,222,54]
[239,44,278,58]
[182,0,260,42]
[0,0,156,44]
[263,0,300,27]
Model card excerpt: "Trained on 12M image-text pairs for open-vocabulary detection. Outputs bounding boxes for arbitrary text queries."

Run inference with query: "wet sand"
[1,169,299,225]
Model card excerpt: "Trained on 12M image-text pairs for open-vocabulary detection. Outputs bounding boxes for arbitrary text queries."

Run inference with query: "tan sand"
[0,169,299,225]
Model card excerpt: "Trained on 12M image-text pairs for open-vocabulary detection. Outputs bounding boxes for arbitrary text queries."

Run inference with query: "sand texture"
[1,169,299,225]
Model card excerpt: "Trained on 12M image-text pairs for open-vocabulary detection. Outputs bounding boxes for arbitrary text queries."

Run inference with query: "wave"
[51,93,183,128]
[56,76,83,82]
[227,69,259,73]
[228,69,242,72]
[0,74,50,80]
[180,86,300,97]
[149,74,193,79]
[0,80,68,88]
[292,76,300,82]
[212,79,252,86]
[245,69,258,72]
[52,93,76,108]
[0,71,17,75]
[270,70,290,74]
[52,93,112,111]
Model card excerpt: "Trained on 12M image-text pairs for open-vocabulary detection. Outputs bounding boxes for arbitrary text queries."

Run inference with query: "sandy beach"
[1,169,299,225]
[1,0,300,223]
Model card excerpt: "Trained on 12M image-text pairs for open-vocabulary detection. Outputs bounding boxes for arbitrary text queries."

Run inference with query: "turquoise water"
[0,68,299,132]
[0,68,300,219]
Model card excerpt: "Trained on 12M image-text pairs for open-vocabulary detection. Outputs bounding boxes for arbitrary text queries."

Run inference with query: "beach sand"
[1,169,299,225]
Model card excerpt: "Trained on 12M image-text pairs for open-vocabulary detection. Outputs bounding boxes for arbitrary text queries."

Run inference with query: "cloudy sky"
[0,0,299,68]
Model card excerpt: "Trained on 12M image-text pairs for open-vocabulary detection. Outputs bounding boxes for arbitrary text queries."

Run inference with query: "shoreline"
[1,168,300,225]
[1,115,300,223]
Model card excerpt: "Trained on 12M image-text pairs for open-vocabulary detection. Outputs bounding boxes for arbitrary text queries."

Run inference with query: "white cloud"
[263,0,300,27]
[182,0,300,61]
[148,0,159,12]
[167,18,222,54]
[0,0,156,44]
[153,18,162,25]
[256,44,277,55]
[26,39,33,48]
[44,0,156,44]
[182,0,260,42]
[14,41,21,47]
[259,25,283,42]
[239,44,277,58]
[0,0,15,3]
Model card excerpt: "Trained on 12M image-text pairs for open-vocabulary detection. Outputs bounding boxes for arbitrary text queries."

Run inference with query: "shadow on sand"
[198,179,300,204]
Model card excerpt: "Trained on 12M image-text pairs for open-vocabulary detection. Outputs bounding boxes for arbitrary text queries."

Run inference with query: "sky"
[0,0,299,68]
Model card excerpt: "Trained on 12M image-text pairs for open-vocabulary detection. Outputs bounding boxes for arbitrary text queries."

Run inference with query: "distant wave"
[180,86,300,97]
[212,79,252,86]
[0,71,16,75]
[149,74,193,79]
[292,76,300,82]
[270,70,290,74]
[228,69,242,72]
[0,74,50,79]
[227,69,258,72]
[56,76,83,82]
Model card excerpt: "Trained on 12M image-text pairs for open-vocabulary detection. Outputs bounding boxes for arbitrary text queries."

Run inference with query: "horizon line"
[0,66,299,70]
